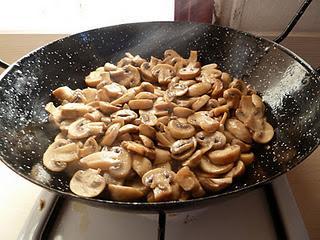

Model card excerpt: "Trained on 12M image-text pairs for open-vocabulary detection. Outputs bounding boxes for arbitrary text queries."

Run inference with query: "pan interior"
[0,22,319,209]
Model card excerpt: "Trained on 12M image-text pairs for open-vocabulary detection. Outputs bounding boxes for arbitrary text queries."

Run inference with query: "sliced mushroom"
[98,102,121,114]
[231,138,251,153]
[43,139,78,172]
[103,82,127,99]
[207,145,241,165]
[83,110,103,122]
[139,124,156,139]
[104,62,118,71]
[211,79,224,98]
[79,137,100,158]
[175,166,205,198]
[154,148,172,165]
[122,141,155,160]
[101,123,121,146]
[111,109,138,123]
[111,88,137,105]
[140,62,157,83]
[182,149,203,168]
[142,168,176,201]
[60,103,93,119]
[235,95,265,132]
[229,79,247,95]
[85,71,103,87]
[199,177,232,192]
[187,111,220,133]
[139,110,157,126]
[119,124,139,135]
[192,95,210,111]
[157,116,170,125]
[225,118,252,144]
[108,184,144,201]
[221,72,232,88]
[167,120,196,139]
[199,63,221,81]
[80,146,132,178]
[52,86,76,102]
[70,169,106,197]
[151,64,176,85]
[156,129,175,149]
[132,154,152,177]
[110,65,141,88]
[178,51,200,80]
[67,118,102,140]
[200,156,234,175]
[176,97,198,108]
[173,106,194,118]
[195,131,226,150]
[240,152,255,166]
[135,91,158,100]
[188,82,211,97]
[223,88,242,109]
[139,135,154,148]
[225,161,245,178]
[117,52,146,67]
[252,121,274,144]
[165,82,188,101]
[211,104,229,117]
[82,88,98,103]
[128,99,153,110]
[171,137,197,161]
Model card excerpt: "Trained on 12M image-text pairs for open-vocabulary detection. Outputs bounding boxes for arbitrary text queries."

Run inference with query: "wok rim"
[0,21,319,210]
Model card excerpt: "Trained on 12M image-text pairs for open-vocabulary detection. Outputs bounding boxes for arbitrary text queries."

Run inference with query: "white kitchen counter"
[0,162,42,239]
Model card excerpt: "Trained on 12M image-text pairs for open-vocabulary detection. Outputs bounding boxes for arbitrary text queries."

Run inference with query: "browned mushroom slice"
[109,65,141,88]
[103,82,127,99]
[171,137,197,161]
[60,103,93,119]
[173,106,194,118]
[139,135,154,148]
[104,62,118,71]
[235,95,264,132]
[135,91,158,100]
[175,166,205,198]
[139,124,156,139]
[111,109,138,123]
[182,149,203,168]
[252,121,274,144]
[195,131,226,150]
[192,95,210,111]
[101,123,121,146]
[199,177,232,192]
[122,141,155,160]
[221,72,232,88]
[231,138,252,153]
[165,82,188,101]
[154,148,172,165]
[200,156,234,175]
[225,118,252,144]
[43,139,79,172]
[128,99,154,110]
[117,52,146,67]
[80,146,132,178]
[187,111,220,133]
[157,116,170,125]
[79,137,100,158]
[85,71,103,87]
[140,62,157,83]
[118,124,139,135]
[108,184,144,201]
[167,119,196,139]
[229,79,247,95]
[251,94,265,114]
[139,110,158,126]
[223,88,242,109]
[225,161,245,178]
[163,49,181,63]
[188,82,212,97]
[46,102,62,126]
[67,118,99,140]
[81,88,98,103]
[70,169,106,197]
[132,154,152,177]
[110,88,137,105]
[52,86,76,102]
[240,152,255,166]
[142,168,176,201]
[211,104,229,117]
[151,64,176,85]
[176,97,198,108]
[178,51,200,80]
[207,145,241,165]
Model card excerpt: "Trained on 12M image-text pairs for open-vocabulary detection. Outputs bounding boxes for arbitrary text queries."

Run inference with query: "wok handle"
[273,0,313,43]
[0,59,9,69]
[17,190,60,240]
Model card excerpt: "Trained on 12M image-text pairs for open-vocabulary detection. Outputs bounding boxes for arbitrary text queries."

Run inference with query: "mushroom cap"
[142,168,175,189]
[229,79,247,95]
[223,88,242,109]
[108,184,144,201]
[200,156,234,175]
[225,118,252,144]
[167,120,196,139]
[70,169,106,198]
[252,121,274,144]
[151,64,176,85]
[207,145,241,165]
[195,131,226,150]
[79,137,100,158]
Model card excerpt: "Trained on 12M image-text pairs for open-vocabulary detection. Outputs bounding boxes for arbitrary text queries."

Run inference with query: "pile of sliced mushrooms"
[44,50,274,202]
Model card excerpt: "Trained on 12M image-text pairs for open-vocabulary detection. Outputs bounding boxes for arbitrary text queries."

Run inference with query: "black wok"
[0,21,319,212]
